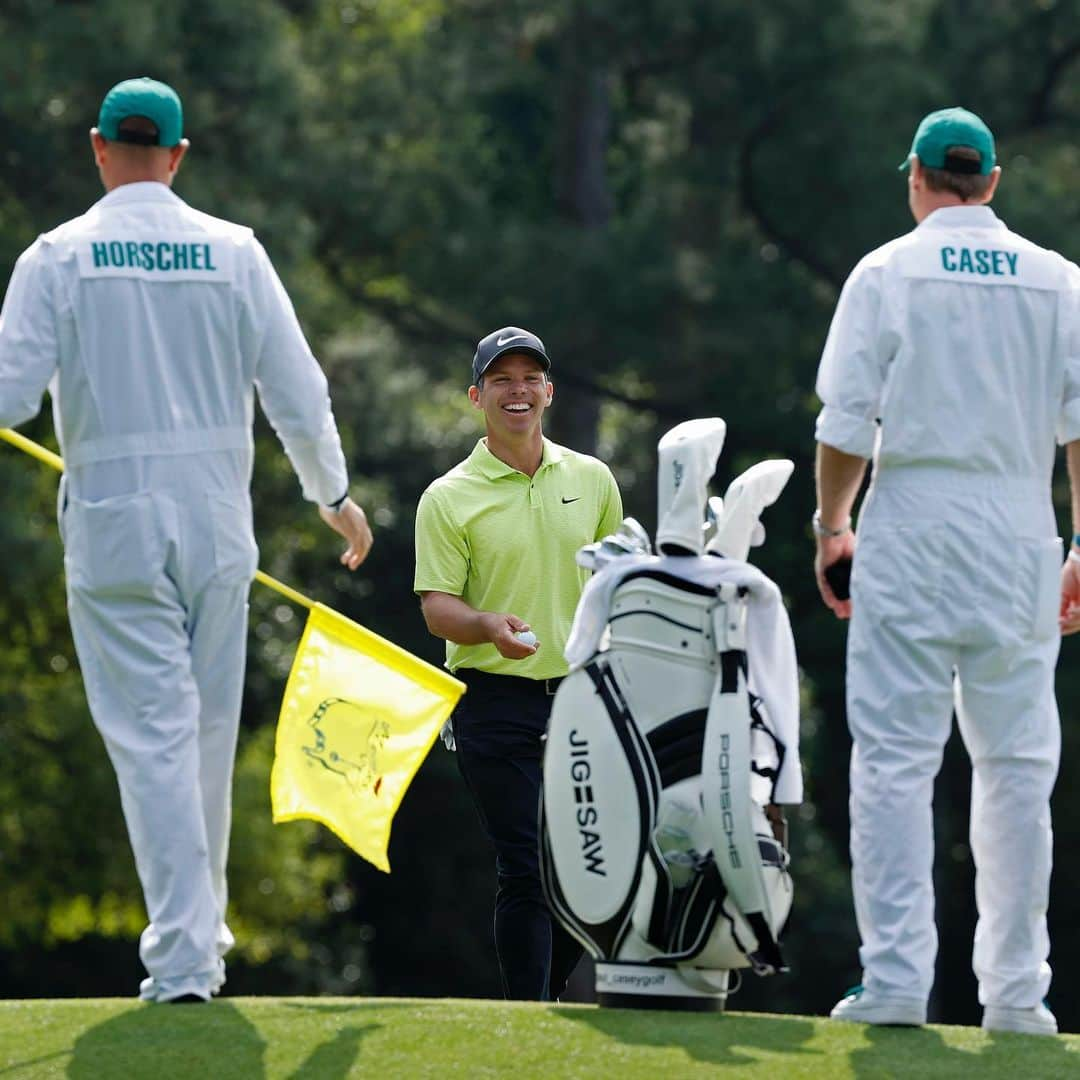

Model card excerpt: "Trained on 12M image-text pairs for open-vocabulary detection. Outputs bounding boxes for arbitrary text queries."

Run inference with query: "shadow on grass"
[64,1001,391,1080]
[66,1002,266,1080]
[288,1023,379,1080]
[275,999,411,1078]
[980,1029,1077,1077]
[0,1050,70,1076]
[851,1024,1077,1080]
[554,1005,819,1068]
[67,1003,267,1079]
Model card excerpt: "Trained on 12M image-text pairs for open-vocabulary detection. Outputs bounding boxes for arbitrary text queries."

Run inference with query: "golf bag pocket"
[690,806,793,972]
[541,663,658,960]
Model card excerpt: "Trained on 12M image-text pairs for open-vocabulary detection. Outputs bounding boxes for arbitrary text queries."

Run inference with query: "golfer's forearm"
[1067,440,1080,539]
[816,442,868,529]
[420,592,494,645]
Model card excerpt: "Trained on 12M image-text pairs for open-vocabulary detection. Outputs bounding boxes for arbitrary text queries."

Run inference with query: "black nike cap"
[472,326,550,386]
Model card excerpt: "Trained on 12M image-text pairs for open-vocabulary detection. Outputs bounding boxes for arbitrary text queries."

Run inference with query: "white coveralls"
[816,205,1080,1009]
[0,181,348,1000]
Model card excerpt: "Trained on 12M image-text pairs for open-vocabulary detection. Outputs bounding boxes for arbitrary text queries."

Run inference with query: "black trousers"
[452,669,583,1001]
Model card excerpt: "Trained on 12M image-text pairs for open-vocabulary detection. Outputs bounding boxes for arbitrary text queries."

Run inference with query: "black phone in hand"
[824,557,852,601]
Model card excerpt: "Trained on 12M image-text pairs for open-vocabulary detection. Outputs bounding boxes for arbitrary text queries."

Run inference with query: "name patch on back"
[77,237,234,281]
[897,241,1059,290]
[940,247,1017,276]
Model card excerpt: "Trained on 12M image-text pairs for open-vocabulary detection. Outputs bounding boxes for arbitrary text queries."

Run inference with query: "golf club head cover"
[656,418,726,556]
[706,459,795,562]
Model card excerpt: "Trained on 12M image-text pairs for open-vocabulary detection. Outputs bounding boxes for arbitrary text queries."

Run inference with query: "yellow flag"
[0,429,463,872]
[271,603,465,872]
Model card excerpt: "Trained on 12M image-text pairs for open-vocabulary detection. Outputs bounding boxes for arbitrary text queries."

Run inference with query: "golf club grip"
[824,557,852,601]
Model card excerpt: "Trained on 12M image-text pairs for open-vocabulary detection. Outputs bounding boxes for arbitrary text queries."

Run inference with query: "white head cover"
[656,418,726,556]
[707,459,795,562]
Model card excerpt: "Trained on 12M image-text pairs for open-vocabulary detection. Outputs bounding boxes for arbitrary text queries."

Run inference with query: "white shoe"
[830,986,926,1026]
[982,1003,1057,1036]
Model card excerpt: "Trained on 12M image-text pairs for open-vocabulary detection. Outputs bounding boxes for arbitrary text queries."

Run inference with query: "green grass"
[0,998,1077,1079]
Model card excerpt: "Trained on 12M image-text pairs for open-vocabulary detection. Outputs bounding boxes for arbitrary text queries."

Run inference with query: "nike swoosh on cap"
[496,334,529,346]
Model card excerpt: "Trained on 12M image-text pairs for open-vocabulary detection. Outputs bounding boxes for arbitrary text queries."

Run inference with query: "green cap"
[97,77,183,148]
[899,107,995,175]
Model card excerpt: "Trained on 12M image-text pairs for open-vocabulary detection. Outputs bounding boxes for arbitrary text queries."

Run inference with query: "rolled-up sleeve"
[245,239,349,505]
[1056,263,1080,445]
[814,260,887,460]
[0,239,60,430]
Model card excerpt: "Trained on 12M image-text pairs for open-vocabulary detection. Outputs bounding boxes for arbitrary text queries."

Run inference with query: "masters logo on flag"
[303,698,390,797]
[271,603,465,872]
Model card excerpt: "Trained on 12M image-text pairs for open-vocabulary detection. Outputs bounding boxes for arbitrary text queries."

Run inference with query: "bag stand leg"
[595,962,730,1012]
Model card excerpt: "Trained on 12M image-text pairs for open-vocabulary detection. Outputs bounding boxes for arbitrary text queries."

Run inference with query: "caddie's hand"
[815,530,856,620]
[1059,551,1080,635]
[481,612,539,660]
[318,498,374,571]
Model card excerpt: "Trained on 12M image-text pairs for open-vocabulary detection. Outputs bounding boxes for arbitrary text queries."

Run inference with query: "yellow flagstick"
[253,569,313,611]
[2,426,465,871]
[0,426,63,471]
[1,427,313,608]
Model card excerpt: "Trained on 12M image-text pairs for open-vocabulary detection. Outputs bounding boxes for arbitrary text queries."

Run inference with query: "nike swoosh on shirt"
[496,334,529,346]
[561,496,581,504]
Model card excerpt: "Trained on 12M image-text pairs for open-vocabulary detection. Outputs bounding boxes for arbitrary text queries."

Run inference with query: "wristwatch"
[811,509,851,538]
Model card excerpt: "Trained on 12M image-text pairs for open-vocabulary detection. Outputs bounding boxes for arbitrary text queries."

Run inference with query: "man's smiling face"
[470,352,553,438]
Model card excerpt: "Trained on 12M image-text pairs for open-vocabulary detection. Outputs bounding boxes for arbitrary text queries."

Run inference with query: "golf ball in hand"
[515,630,537,647]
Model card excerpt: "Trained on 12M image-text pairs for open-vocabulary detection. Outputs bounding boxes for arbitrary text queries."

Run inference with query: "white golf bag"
[540,418,801,1010]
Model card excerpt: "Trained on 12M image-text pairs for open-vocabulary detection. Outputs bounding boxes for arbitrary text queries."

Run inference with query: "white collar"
[918,205,1003,231]
[95,181,185,208]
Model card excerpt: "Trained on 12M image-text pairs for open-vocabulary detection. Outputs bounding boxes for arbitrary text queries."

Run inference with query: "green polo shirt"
[414,437,623,679]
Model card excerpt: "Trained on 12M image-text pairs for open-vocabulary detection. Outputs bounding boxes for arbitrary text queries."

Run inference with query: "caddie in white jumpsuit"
[0,78,373,1002]
[812,108,1080,1035]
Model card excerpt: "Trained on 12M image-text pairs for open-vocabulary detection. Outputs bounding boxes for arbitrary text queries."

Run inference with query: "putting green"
[1,997,1077,1078]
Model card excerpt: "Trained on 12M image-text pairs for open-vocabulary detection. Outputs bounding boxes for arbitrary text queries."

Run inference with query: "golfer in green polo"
[414,326,622,1000]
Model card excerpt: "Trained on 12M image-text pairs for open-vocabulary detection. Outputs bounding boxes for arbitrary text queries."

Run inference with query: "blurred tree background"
[2,0,1080,1029]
